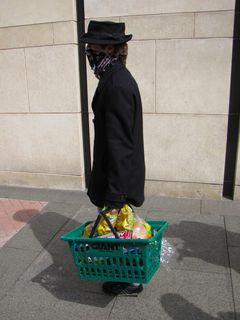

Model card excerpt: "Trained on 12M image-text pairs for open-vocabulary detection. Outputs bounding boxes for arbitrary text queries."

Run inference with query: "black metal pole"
[223,0,240,199]
[76,0,91,188]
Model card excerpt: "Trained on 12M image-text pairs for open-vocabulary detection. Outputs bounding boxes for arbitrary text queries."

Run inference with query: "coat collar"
[97,61,124,92]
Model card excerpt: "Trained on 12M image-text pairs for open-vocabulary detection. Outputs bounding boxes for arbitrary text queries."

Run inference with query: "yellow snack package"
[96,210,118,236]
[144,222,152,237]
[115,204,135,232]
[82,223,93,237]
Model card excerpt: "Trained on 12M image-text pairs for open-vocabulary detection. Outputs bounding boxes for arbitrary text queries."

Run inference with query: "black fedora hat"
[79,20,132,45]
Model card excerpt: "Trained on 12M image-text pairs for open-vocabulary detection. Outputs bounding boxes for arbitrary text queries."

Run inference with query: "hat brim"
[79,34,132,45]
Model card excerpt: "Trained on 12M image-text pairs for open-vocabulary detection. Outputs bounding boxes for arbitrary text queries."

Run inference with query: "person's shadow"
[161,293,238,320]
[13,206,114,307]
[165,220,240,274]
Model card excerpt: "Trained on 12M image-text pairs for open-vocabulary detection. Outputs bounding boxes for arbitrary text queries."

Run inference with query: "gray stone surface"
[0,49,29,113]
[225,216,240,247]
[228,247,240,319]
[0,280,115,320]
[148,212,229,274]
[85,0,235,18]
[60,204,100,232]
[141,196,201,214]
[123,13,194,40]
[1,187,239,319]
[0,23,53,50]
[145,179,223,200]
[3,201,90,251]
[4,204,71,251]
[0,227,115,320]
[201,198,240,216]
[0,247,39,300]
[127,40,155,113]
[195,11,234,38]
[0,185,89,204]
[156,39,232,115]
[109,268,234,320]
[0,0,76,27]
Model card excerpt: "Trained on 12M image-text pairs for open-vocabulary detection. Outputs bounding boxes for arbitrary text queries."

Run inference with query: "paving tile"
[0,198,16,217]
[60,205,98,232]
[146,210,197,222]
[3,201,91,251]
[0,231,115,319]
[4,209,69,251]
[224,216,240,247]
[0,247,39,300]
[147,212,229,274]
[228,247,240,318]
[0,217,18,237]
[109,268,234,320]
[0,198,47,248]
[0,185,90,204]
[202,199,240,216]
[19,229,105,297]
[142,196,201,215]
[0,199,7,213]
[0,279,115,320]
[40,201,84,218]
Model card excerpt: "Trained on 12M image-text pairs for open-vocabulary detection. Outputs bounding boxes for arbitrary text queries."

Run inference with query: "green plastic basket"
[61,220,168,284]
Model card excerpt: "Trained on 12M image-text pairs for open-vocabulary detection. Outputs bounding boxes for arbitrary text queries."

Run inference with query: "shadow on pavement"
[166,221,240,273]
[161,293,237,320]
[13,207,113,307]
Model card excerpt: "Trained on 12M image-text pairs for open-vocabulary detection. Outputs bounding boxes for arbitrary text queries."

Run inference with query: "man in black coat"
[79,20,145,294]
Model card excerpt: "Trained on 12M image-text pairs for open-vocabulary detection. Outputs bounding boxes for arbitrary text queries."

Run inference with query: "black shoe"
[102,282,143,295]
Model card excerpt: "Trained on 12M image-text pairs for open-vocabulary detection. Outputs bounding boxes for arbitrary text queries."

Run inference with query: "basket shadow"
[161,293,237,320]
[13,208,114,307]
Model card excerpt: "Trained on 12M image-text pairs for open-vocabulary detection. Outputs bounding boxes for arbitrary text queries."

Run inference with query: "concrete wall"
[0,0,85,190]
[85,0,236,199]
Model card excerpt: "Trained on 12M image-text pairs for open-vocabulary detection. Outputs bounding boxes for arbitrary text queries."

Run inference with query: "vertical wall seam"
[154,40,157,113]
[23,48,31,113]
[51,22,55,45]
[193,12,196,38]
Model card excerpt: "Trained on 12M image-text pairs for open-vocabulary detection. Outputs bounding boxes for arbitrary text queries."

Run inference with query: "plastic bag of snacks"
[82,223,93,238]
[132,216,152,239]
[82,209,118,237]
[96,210,118,236]
[115,204,135,231]
[82,204,152,240]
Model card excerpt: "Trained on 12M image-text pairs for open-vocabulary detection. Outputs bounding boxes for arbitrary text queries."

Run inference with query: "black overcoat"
[87,61,145,209]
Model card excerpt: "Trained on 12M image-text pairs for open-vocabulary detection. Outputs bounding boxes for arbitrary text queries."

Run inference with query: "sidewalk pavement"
[0,185,240,320]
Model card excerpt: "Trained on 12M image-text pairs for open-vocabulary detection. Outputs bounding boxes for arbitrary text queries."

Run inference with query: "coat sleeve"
[104,85,135,208]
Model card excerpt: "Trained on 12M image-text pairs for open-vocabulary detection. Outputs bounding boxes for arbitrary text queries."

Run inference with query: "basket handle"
[89,208,120,239]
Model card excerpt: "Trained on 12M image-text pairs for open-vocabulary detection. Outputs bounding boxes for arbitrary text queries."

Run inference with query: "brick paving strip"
[0,198,47,248]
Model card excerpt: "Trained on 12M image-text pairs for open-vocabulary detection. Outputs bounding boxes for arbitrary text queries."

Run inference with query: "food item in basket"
[82,209,118,237]
[115,204,135,231]
[82,222,93,237]
[96,230,132,239]
[132,217,152,239]
[82,206,151,239]
[96,210,118,236]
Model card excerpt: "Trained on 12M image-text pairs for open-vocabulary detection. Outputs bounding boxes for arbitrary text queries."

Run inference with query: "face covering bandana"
[85,48,117,79]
